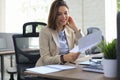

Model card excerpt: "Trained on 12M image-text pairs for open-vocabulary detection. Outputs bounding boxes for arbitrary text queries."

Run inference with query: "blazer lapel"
[51,30,60,48]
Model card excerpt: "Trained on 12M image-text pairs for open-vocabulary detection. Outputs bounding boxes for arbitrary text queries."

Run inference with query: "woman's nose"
[61,14,66,19]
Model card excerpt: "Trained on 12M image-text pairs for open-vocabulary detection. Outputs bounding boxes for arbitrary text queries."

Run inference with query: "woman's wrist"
[60,55,66,64]
[72,26,80,33]
[74,29,80,34]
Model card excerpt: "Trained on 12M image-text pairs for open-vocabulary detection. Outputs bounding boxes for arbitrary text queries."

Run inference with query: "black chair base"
[7,67,17,80]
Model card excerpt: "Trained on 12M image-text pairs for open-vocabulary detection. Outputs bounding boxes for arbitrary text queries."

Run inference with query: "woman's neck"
[57,25,65,32]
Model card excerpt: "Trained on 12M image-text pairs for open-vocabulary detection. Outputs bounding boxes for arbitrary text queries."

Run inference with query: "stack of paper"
[26,65,76,74]
[79,59,102,65]
[82,65,103,73]
[81,59,103,73]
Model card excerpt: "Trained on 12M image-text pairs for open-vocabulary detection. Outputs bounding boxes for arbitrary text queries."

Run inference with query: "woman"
[36,0,83,66]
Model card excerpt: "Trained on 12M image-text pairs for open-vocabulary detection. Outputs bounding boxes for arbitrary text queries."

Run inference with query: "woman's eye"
[64,12,68,15]
[57,13,61,16]
[57,12,68,16]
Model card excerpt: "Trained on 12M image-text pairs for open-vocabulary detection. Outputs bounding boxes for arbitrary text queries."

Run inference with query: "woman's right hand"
[63,52,80,62]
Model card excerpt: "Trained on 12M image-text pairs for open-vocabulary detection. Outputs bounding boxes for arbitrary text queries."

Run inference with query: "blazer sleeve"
[75,30,83,39]
[73,29,83,45]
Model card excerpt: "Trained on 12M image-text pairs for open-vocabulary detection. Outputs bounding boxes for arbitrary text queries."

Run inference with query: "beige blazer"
[36,26,82,66]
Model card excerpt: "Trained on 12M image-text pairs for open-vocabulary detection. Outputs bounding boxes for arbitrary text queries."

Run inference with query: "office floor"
[1,55,17,80]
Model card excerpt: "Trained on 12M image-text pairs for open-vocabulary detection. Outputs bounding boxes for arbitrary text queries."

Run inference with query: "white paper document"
[70,31,102,53]
[26,65,76,74]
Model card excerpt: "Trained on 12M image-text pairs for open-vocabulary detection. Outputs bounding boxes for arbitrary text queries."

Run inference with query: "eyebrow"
[57,11,68,13]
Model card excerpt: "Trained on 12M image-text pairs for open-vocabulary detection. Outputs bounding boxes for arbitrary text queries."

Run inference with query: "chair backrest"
[12,22,47,80]
[23,22,47,36]
[87,27,104,40]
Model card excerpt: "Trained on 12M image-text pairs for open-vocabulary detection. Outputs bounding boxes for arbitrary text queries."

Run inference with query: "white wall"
[83,0,105,34]
[105,0,117,42]
[66,0,105,35]
[66,0,117,42]
[66,0,83,30]
[0,0,5,32]
[0,0,117,41]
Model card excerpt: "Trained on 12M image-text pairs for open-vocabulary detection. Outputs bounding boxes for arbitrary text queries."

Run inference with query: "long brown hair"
[48,0,69,30]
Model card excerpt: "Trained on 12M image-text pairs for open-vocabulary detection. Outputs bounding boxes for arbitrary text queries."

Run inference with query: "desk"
[24,54,117,80]
[0,50,15,80]
[25,65,116,80]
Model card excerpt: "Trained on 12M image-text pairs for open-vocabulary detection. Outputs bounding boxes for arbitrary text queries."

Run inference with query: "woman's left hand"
[67,16,80,32]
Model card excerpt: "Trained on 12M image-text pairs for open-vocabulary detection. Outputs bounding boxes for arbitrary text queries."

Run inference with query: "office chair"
[12,22,47,80]
[85,27,104,55]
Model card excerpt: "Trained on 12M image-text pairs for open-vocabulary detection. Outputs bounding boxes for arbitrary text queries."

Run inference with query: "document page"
[26,65,76,74]
[26,66,60,74]
[70,31,102,53]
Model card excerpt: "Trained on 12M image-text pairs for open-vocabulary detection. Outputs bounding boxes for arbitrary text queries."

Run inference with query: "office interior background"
[0,0,119,79]
[0,0,117,42]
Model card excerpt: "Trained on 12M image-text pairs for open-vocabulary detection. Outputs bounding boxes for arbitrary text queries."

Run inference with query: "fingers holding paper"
[63,52,80,62]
